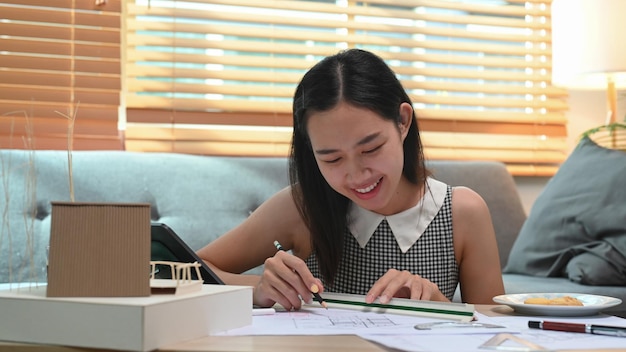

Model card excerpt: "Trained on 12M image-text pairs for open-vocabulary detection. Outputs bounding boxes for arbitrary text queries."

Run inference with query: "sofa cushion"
[504,136,626,285]
[0,150,290,282]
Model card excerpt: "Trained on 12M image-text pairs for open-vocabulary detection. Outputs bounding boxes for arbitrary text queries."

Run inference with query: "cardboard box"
[0,284,252,351]
[47,202,152,297]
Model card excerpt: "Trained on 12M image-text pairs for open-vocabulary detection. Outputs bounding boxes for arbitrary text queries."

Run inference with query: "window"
[0,0,123,150]
[2,0,566,176]
[125,0,565,176]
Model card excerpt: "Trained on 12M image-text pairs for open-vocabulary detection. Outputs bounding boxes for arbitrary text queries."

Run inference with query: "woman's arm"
[196,187,302,274]
[452,186,505,304]
[196,187,321,309]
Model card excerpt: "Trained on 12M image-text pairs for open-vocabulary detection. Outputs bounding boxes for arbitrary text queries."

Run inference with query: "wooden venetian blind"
[125,0,567,176]
[0,0,122,150]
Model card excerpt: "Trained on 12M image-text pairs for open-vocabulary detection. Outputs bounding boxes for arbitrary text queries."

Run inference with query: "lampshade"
[551,0,626,90]
[552,0,626,125]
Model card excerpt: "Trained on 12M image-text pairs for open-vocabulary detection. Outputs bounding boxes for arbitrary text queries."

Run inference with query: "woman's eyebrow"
[314,132,381,155]
[356,132,381,146]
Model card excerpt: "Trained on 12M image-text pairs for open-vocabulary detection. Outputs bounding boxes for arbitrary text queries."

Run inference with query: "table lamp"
[551,0,626,128]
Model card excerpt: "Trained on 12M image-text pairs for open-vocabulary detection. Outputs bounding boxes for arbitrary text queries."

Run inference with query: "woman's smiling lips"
[352,178,382,199]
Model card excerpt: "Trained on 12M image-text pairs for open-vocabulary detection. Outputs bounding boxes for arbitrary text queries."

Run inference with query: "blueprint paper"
[215,307,515,336]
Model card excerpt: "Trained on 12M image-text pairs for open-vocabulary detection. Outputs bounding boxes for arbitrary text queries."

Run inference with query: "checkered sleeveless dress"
[305,185,458,300]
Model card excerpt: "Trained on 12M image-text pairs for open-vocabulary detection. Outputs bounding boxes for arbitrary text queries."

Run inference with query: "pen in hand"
[273,240,328,309]
[529,320,626,337]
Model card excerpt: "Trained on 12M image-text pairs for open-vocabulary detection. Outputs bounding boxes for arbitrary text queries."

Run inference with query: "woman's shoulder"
[262,186,312,256]
[449,185,496,270]
[452,186,489,214]
[258,186,301,219]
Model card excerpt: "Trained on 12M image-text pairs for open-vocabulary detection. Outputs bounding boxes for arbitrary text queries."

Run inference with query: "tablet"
[151,222,224,285]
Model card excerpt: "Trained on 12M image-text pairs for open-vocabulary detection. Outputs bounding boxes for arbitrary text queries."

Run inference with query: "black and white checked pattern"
[306,185,458,300]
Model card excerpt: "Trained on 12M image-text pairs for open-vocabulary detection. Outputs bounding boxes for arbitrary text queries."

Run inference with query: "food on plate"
[523,295,584,306]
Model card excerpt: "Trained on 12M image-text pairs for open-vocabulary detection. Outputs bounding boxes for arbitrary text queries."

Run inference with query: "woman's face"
[306,101,415,215]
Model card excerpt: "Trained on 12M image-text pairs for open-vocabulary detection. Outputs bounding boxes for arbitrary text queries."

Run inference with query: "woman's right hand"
[253,250,324,310]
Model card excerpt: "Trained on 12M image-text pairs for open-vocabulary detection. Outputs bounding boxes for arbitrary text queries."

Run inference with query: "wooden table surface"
[1,305,624,352]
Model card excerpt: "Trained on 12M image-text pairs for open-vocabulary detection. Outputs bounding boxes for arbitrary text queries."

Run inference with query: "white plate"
[493,293,622,317]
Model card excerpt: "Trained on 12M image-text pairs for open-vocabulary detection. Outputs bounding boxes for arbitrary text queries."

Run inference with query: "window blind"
[0,0,122,150]
[125,0,565,176]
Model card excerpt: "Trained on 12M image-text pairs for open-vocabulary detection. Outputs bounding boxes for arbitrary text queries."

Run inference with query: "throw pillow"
[503,136,626,285]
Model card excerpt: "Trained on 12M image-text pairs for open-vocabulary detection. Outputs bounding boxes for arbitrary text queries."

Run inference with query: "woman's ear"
[398,102,413,138]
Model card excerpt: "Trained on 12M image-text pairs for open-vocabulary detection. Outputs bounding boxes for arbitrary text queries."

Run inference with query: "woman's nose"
[345,158,369,184]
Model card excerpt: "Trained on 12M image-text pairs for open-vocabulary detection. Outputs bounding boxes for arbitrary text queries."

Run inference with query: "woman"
[197,49,504,309]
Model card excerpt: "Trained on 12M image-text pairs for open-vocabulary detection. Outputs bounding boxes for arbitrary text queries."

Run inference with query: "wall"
[514,89,626,215]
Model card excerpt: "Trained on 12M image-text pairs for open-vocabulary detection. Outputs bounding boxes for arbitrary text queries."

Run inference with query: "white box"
[0,284,252,351]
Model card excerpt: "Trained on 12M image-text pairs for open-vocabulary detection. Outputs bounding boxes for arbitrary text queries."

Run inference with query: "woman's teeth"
[356,179,380,193]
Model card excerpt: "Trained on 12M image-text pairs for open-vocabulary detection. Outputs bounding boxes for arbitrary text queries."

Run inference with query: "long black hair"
[289,49,427,284]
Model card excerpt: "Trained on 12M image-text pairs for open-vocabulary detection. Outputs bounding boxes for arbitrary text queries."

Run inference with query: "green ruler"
[314,292,475,322]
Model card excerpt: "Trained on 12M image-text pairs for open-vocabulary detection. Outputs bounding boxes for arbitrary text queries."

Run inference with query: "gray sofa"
[0,149,624,312]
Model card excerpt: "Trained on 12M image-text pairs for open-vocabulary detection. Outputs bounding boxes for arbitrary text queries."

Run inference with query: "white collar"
[347,177,447,253]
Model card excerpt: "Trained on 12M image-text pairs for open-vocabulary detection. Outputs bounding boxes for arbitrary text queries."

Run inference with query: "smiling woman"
[196,49,505,310]
[306,103,412,214]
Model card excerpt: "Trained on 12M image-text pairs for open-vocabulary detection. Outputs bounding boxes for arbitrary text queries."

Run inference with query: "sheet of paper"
[359,314,626,352]
[216,307,517,336]
[360,333,503,352]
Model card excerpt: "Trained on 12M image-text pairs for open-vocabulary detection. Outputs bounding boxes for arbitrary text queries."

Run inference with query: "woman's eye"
[323,157,341,164]
[364,145,382,154]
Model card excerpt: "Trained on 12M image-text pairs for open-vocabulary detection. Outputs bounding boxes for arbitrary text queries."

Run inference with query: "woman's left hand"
[365,269,449,303]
